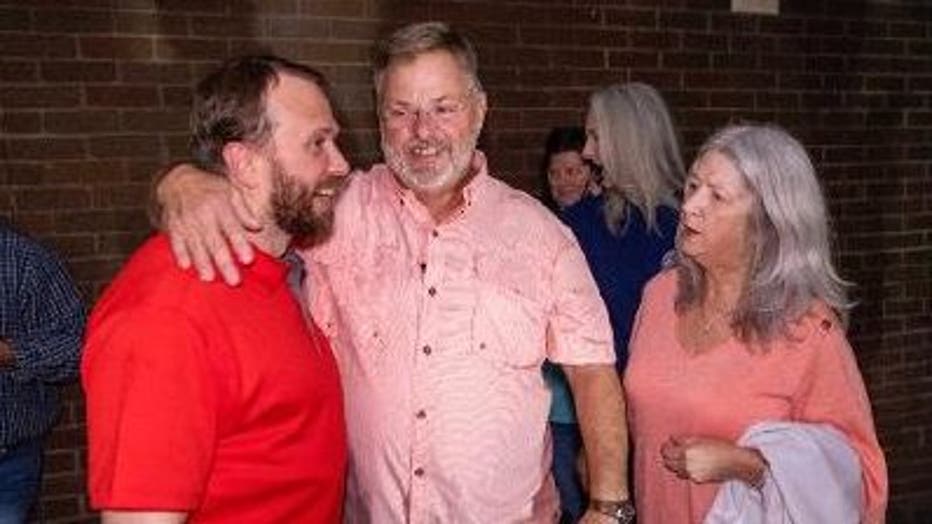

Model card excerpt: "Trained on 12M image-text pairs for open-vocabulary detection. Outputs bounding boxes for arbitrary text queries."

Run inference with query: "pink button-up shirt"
[304,153,614,523]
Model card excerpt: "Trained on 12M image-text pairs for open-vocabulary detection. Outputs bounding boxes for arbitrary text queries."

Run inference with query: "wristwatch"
[589,497,636,524]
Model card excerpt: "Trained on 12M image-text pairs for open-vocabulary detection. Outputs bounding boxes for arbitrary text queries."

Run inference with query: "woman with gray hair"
[623,124,888,522]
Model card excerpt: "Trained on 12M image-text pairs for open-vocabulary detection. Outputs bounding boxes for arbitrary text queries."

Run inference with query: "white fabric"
[704,421,862,524]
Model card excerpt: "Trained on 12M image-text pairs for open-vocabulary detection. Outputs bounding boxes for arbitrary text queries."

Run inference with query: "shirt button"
[427,286,436,296]
[431,230,439,238]
[414,467,425,477]
[422,345,432,356]
[416,409,427,419]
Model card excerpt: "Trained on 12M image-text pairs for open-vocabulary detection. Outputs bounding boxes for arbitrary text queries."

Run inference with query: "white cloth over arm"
[704,421,862,524]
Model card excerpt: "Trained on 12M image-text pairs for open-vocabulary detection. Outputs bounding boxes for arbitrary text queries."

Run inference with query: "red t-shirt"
[83,235,347,523]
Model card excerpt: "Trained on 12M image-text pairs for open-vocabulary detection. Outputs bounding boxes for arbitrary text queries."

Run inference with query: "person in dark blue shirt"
[540,83,685,523]
[575,82,684,373]
[0,222,84,522]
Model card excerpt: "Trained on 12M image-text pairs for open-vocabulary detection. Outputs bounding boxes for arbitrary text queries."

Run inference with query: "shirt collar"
[380,150,492,226]
[239,245,289,294]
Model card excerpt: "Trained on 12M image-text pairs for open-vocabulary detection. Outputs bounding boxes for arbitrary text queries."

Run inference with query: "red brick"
[0,7,29,31]
[47,233,98,259]
[94,183,151,208]
[41,60,117,83]
[298,0,365,17]
[15,187,91,211]
[43,450,78,475]
[120,110,189,133]
[119,62,193,84]
[0,60,38,82]
[80,36,154,60]
[662,51,709,69]
[232,0,299,15]
[0,34,76,58]
[43,160,125,185]
[5,138,85,160]
[97,230,151,255]
[712,53,757,70]
[45,110,119,134]
[114,12,189,35]
[551,49,605,69]
[88,135,163,158]
[604,7,657,28]
[659,10,708,31]
[0,86,81,108]
[33,9,113,33]
[631,30,681,49]
[162,86,193,107]
[265,17,330,38]
[156,38,228,60]
[1,111,41,134]
[152,0,227,13]
[36,496,82,519]
[86,86,160,107]
[708,91,755,109]
[191,15,261,37]
[55,210,149,234]
[606,49,654,69]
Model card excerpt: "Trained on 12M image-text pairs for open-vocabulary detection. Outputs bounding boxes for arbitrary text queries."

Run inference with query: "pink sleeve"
[793,319,888,523]
[546,239,615,366]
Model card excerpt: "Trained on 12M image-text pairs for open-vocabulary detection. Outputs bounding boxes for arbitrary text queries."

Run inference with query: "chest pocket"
[472,254,548,369]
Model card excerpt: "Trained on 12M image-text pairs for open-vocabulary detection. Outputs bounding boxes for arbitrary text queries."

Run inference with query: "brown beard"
[269,159,342,248]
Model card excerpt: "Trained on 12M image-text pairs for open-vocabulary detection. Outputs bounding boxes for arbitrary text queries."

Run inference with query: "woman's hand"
[660,435,766,486]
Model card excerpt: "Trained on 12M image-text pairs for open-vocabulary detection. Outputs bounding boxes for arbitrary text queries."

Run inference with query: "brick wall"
[1,0,929,521]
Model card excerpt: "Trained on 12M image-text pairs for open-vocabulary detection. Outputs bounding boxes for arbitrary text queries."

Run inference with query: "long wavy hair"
[587,82,684,234]
[673,124,852,343]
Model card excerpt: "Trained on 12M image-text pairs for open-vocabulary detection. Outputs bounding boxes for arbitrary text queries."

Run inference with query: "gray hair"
[673,123,852,343]
[372,21,483,104]
[588,82,684,234]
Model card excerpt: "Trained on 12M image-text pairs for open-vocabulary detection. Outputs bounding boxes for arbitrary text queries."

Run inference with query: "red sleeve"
[792,317,888,523]
[83,306,224,511]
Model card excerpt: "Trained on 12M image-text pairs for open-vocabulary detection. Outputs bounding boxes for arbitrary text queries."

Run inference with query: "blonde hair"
[588,82,684,234]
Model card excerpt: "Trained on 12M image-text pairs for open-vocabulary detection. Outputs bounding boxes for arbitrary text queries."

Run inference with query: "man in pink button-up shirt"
[157,22,631,524]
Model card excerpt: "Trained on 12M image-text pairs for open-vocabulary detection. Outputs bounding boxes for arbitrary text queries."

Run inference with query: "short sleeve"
[793,318,888,523]
[83,307,223,511]
[546,239,615,366]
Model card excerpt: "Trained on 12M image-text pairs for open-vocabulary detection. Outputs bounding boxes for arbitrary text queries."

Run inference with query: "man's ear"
[472,90,488,134]
[221,142,260,189]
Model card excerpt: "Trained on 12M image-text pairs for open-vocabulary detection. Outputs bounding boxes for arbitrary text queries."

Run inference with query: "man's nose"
[329,145,350,177]
[412,110,437,139]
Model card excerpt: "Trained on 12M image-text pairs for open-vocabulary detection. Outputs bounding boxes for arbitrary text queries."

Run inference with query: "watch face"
[615,501,636,522]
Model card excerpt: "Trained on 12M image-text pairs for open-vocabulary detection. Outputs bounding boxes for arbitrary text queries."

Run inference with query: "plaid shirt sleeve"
[1,226,85,384]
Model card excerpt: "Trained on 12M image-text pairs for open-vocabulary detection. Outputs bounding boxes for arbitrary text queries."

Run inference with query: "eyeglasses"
[381,96,474,128]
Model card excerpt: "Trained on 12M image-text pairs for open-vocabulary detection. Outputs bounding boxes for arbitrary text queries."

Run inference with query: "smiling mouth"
[681,223,701,235]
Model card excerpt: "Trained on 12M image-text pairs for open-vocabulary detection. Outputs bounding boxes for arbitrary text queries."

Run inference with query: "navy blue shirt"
[560,195,678,372]
[0,223,84,447]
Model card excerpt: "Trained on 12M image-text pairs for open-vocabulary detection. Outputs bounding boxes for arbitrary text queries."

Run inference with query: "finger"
[198,223,239,286]
[168,224,192,270]
[230,189,262,232]
[223,197,255,266]
[188,236,217,282]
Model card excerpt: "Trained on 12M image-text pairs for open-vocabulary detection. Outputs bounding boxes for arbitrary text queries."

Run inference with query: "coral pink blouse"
[625,271,887,523]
